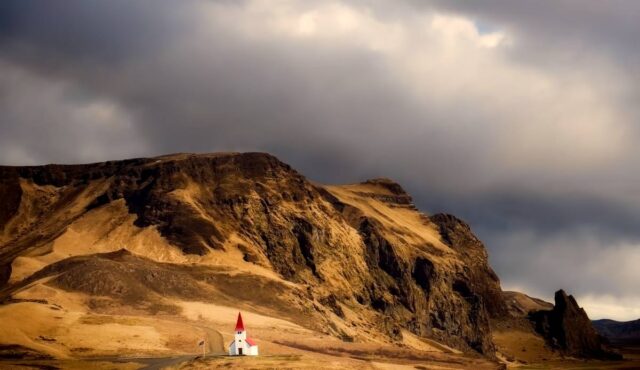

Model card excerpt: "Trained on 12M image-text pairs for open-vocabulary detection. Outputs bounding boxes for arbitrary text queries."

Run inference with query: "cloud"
[0,60,147,165]
[1,0,639,320]
[492,227,640,320]
[579,295,640,322]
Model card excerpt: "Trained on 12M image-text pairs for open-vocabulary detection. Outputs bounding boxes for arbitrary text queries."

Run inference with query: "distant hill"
[502,290,553,317]
[593,319,640,344]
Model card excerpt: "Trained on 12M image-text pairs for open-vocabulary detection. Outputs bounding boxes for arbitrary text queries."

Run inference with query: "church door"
[239,348,243,355]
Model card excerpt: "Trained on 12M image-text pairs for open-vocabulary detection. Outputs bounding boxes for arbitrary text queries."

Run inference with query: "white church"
[228,312,259,356]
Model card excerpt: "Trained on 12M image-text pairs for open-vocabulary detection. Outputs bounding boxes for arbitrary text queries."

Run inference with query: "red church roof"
[235,312,245,331]
[246,338,256,346]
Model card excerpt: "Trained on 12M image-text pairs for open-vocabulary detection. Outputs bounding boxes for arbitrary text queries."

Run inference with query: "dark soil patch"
[0,345,53,360]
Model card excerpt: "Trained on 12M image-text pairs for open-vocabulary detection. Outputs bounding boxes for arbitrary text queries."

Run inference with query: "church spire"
[235,312,245,331]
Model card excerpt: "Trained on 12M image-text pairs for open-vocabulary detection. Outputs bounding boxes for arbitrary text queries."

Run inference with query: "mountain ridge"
[593,318,640,344]
[0,152,624,367]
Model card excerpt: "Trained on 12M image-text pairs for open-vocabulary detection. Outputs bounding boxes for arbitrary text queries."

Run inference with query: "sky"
[1,0,639,320]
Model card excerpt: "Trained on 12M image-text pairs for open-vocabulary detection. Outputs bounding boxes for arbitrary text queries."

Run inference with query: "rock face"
[429,214,507,319]
[0,152,507,356]
[529,290,622,359]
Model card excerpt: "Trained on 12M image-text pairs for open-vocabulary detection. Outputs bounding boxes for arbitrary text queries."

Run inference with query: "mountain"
[593,319,640,344]
[0,152,627,368]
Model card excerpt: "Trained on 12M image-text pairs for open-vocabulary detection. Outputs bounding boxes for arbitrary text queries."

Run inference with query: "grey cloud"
[485,226,640,302]
[426,0,640,66]
[435,191,640,305]
[0,61,148,165]
[429,189,640,239]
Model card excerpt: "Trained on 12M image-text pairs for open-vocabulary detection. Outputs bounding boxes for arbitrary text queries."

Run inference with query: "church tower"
[228,312,259,355]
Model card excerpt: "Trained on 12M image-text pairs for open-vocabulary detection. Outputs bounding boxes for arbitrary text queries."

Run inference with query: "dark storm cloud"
[0,0,180,62]
[1,0,639,319]
[430,190,640,310]
[431,190,640,239]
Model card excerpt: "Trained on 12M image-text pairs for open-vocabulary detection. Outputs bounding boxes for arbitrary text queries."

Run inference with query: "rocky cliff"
[0,152,619,362]
[0,152,508,357]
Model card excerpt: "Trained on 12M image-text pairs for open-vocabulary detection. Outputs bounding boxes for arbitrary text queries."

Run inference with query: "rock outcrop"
[529,290,622,359]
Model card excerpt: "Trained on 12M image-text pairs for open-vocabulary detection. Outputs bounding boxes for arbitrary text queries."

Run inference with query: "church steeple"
[235,312,245,332]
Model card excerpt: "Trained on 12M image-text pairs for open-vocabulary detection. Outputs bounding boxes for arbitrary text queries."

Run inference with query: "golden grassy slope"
[0,173,503,368]
[2,153,632,369]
